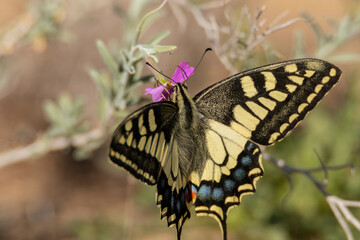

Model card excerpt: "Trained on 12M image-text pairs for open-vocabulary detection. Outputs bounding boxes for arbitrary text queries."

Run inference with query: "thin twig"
[328,196,354,240]
[171,0,299,74]
[328,195,360,240]
[198,0,231,10]
[264,153,330,195]
[0,128,105,168]
[263,152,359,239]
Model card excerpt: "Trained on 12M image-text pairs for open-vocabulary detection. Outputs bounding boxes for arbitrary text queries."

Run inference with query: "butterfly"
[109,58,341,240]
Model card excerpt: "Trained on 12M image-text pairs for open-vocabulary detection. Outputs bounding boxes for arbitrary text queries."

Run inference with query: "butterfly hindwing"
[194,58,341,145]
[190,120,263,239]
[109,102,192,234]
[156,171,193,238]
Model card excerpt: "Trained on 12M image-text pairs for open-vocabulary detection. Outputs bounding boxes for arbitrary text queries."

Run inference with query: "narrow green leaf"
[89,69,112,100]
[59,94,73,113]
[154,45,177,53]
[43,100,60,123]
[147,30,170,45]
[96,40,118,75]
[134,0,168,43]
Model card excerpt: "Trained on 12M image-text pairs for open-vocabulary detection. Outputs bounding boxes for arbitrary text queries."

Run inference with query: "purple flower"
[145,61,194,102]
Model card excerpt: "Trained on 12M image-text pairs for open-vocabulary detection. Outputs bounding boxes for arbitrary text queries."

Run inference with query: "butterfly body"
[171,84,207,178]
[109,58,341,240]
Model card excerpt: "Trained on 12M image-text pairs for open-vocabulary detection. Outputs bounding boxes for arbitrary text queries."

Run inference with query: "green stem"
[133,0,168,45]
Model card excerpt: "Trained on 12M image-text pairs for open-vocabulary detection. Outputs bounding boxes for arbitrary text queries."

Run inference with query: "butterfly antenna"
[183,48,212,84]
[194,48,212,73]
[146,62,176,85]
[177,64,190,82]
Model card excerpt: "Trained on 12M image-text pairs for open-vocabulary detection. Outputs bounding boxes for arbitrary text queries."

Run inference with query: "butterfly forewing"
[109,101,193,235]
[194,58,341,145]
[110,102,176,184]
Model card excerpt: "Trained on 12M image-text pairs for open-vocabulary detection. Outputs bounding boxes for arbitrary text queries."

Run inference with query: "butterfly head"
[170,83,189,101]
[145,62,194,102]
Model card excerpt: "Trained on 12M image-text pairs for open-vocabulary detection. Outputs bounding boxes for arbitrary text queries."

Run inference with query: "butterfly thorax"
[171,83,207,178]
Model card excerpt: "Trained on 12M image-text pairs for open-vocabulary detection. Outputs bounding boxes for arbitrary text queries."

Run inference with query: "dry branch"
[0,128,104,168]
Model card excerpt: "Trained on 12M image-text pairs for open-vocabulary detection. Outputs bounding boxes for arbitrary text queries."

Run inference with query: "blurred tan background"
[0,0,359,240]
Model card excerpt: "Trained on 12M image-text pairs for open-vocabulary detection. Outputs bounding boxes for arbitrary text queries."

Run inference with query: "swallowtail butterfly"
[109,58,341,240]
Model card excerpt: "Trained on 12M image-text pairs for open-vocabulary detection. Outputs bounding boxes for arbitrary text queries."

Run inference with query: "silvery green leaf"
[155,45,177,53]
[133,61,143,81]
[120,50,136,74]
[96,40,118,75]
[43,100,60,123]
[97,93,112,123]
[135,0,167,43]
[89,69,112,100]
[147,30,170,45]
[59,94,73,112]
[43,94,88,137]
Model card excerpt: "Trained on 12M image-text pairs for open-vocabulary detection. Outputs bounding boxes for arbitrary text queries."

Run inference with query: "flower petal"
[171,61,194,83]
[145,83,170,102]
[145,61,194,102]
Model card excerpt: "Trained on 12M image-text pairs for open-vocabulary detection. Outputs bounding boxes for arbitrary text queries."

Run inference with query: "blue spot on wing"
[212,188,224,200]
[241,155,252,166]
[198,185,211,199]
[233,168,246,181]
[193,140,264,239]
[224,179,235,192]
[247,142,254,151]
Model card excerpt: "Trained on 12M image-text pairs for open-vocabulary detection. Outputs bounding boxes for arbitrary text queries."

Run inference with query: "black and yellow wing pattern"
[109,58,341,240]
[109,102,193,237]
[190,58,341,239]
[194,58,341,145]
